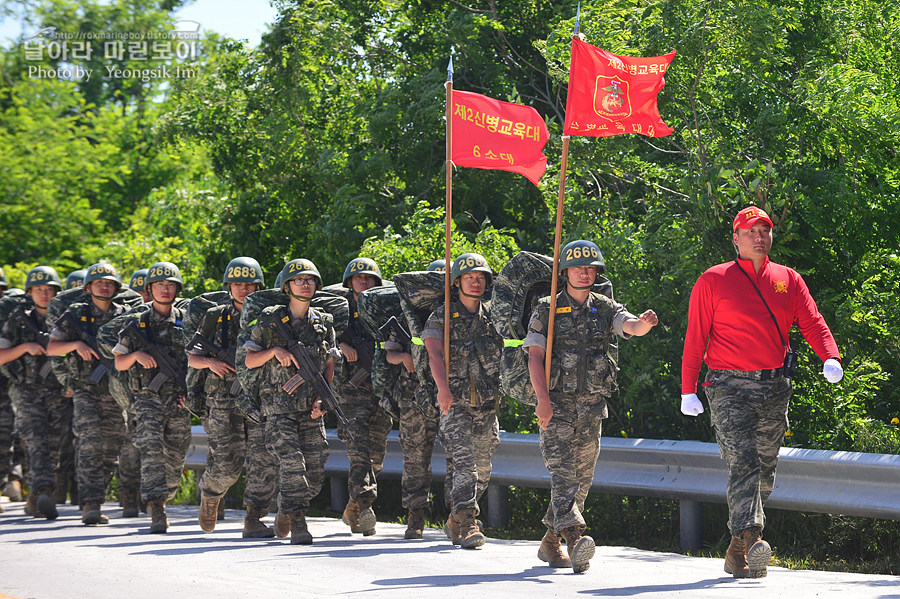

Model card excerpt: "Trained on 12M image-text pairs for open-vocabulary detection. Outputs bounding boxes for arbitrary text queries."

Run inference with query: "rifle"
[379,316,439,420]
[345,331,376,388]
[378,315,412,348]
[259,309,355,444]
[14,307,52,379]
[120,320,187,394]
[59,311,117,384]
[184,331,243,396]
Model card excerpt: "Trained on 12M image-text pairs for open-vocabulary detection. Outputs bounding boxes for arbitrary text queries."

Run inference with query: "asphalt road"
[1,500,898,599]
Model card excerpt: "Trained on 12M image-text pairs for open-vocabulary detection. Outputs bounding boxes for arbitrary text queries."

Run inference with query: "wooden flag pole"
[444,58,453,374]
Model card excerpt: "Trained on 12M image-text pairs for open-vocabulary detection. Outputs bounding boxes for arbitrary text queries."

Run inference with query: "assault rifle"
[14,307,52,379]
[120,320,187,394]
[345,331,375,388]
[184,331,243,396]
[59,311,117,384]
[378,315,439,420]
[259,309,355,444]
[378,315,412,348]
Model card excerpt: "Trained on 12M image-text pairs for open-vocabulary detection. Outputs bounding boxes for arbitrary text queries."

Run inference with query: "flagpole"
[544,6,580,383]
[444,57,453,374]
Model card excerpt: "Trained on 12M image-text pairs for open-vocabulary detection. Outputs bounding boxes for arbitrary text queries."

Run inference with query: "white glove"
[823,358,844,383]
[681,393,704,416]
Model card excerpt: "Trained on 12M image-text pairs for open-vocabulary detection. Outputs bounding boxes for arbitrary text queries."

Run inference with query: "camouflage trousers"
[440,401,499,514]
[199,405,277,509]
[705,371,792,535]
[132,393,191,502]
[12,383,71,492]
[265,412,328,513]
[398,402,438,510]
[72,388,126,504]
[338,390,392,500]
[539,395,606,532]
[117,411,141,492]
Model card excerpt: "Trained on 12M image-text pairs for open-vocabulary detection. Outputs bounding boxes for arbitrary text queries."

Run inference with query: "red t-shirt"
[681,256,840,394]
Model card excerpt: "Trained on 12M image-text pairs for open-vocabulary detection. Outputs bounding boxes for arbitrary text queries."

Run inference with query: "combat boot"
[741,527,771,578]
[120,488,140,518]
[289,511,313,545]
[458,508,485,549]
[561,525,595,573]
[53,473,68,504]
[4,479,23,502]
[25,491,38,516]
[537,528,572,568]
[443,512,462,545]
[404,508,425,540]
[274,510,290,538]
[341,498,362,533]
[198,494,219,532]
[724,535,749,578]
[148,498,169,534]
[243,505,275,539]
[357,496,376,537]
[37,486,58,520]
[82,502,109,525]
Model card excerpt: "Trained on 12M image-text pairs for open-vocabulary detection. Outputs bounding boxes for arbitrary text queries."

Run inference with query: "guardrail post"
[330,475,348,512]
[486,484,510,528]
[679,499,703,550]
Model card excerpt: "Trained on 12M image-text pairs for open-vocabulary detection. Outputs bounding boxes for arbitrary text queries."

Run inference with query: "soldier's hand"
[22,342,46,356]
[176,395,186,408]
[437,387,453,415]
[639,310,659,327]
[207,358,235,379]
[310,399,326,419]
[272,347,298,368]
[75,341,99,362]
[134,351,157,369]
[535,401,553,430]
[680,393,704,416]
[339,342,358,362]
[401,353,415,373]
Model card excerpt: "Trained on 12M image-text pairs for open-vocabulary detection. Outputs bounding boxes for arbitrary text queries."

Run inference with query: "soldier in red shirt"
[681,206,844,578]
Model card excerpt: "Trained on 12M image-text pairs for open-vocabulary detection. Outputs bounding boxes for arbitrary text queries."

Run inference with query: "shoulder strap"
[735,259,788,350]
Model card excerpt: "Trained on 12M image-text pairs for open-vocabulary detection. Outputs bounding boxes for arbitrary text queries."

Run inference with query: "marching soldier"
[244,259,338,545]
[525,240,658,573]
[423,253,503,549]
[336,257,392,536]
[48,263,129,525]
[112,262,190,533]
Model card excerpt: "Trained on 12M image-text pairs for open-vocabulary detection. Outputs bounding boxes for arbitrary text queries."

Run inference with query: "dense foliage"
[2,0,898,571]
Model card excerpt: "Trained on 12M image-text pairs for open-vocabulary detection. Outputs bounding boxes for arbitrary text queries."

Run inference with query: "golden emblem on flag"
[773,281,788,294]
[593,76,632,121]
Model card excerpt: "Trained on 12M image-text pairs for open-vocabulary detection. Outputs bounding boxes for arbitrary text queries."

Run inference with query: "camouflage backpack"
[234,288,350,417]
[0,293,34,382]
[492,251,616,405]
[357,284,404,418]
[183,290,231,417]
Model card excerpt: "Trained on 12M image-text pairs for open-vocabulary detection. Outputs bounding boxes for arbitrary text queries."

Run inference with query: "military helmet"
[223,256,265,288]
[342,257,382,288]
[279,259,321,290]
[559,240,606,274]
[450,253,492,286]
[5,288,24,297]
[65,269,87,290]
[84,263,123,291]
[426,259,446,272]
[25,266,62,291]
[128,269,149,292]
[146,262,183,293]
[0,267,7,290]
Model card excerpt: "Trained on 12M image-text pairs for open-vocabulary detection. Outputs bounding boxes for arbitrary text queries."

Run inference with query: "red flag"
[451,90,549,186]
[563,38,675,138]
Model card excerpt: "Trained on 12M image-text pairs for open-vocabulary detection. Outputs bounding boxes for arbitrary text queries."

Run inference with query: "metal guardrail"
[185,425,900,549]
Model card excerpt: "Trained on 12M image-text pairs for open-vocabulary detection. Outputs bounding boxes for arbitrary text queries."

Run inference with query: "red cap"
[733,206,773,231]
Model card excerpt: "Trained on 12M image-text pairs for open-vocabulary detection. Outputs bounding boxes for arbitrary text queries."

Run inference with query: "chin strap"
[287,290,313,303]
[458,289,484,299]
[567,283,593,291]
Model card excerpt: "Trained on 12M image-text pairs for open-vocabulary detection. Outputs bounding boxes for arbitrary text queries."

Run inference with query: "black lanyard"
[734,259,790,352]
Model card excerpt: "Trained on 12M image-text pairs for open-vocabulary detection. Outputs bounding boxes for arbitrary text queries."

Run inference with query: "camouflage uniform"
[0,309,68,495]
[336,296,392,502]
[113,307,191,502]
[422,299,502,514]
[523,288,635,532]
[0,377,19,490]
[190,304,277,509]
[244,305,337,514]
[50,301,128,505]
[383,333,438,511]
[704,371,791,533]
